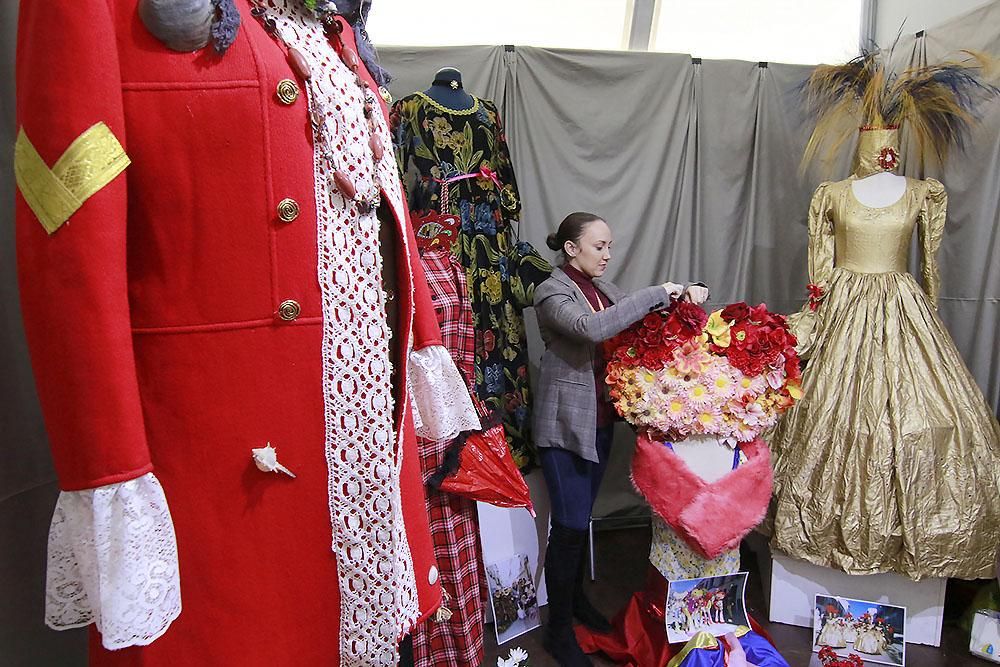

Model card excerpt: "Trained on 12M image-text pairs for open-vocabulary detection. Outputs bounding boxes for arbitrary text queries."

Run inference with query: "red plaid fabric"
[413,249,485,667]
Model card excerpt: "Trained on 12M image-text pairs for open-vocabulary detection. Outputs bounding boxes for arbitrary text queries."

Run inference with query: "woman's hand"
[661,282,685,300]
[683,285,710,304]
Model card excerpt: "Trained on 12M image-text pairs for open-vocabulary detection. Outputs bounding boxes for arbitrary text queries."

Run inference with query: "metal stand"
[587,511,652,581]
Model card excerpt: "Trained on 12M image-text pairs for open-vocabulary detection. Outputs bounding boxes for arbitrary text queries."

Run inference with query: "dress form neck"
[423,67,475,111]
[851,172,907,208]
[670,435,734,482]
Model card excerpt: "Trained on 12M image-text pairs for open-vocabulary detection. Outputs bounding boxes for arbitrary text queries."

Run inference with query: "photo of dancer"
[813,595,906,666]
[665,572,751,644]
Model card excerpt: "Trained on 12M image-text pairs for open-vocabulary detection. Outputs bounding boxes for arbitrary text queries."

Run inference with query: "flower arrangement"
[604,301,802,443]
[818,646,864,667]
[497,646,530,667]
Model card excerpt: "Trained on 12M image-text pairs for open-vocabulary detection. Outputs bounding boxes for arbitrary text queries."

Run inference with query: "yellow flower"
[706,310,731,347]
[714,375,732,391]
[447,131,468,151]
[430,117,452,148]
[698,412,718,426]
[475,160,495,190]
[483,271,503,304]
[787,381,803,400]
[669,401,685,414]
[740,377,753,389]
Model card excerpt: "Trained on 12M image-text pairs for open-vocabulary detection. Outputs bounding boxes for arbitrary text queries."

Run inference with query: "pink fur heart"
[631,434,773,559]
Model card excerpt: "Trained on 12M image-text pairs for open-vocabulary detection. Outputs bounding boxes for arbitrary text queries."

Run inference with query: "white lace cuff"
[45,472,181,650]
[408,345,482,441]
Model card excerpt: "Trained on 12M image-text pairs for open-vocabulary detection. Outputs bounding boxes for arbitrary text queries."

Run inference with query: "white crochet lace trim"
[267,4,420,665]
[409,345,482,441]
[44,473,181,650]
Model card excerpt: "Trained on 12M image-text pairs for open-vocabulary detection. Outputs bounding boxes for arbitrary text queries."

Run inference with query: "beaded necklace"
[250,2,387,214]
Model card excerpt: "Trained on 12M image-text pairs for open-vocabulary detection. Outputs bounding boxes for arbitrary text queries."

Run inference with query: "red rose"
[784,354,802,380]
[642,328,663,347]
[642,313,665,331]
[748,303,780,326]
[768,327,789,349]
[641,349,665,370]
[673,301,708,334]
[721,302,750,322]
[664,318,685,339]
[483,329,496,353]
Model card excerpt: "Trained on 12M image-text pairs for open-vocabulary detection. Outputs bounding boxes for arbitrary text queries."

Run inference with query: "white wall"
[875,0,995,44]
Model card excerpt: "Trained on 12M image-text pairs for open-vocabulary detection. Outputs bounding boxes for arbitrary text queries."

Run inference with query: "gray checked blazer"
[532,267,667,463]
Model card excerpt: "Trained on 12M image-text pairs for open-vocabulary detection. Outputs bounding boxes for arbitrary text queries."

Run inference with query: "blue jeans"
[540,425,615,531]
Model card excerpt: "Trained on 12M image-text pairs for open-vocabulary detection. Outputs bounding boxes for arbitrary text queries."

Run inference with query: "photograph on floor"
[970,609,1000,663]
[665,572,750,644]
[813,595,906,666]
[486,553,542,645]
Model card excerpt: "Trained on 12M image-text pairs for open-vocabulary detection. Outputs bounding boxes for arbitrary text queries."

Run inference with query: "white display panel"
[650,0,863,64]
[369,0,633,50]
[770,553,946,647]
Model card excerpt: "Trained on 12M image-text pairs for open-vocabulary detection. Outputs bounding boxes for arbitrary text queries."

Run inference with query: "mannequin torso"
[423,66,475,110]
[851,171,907,208]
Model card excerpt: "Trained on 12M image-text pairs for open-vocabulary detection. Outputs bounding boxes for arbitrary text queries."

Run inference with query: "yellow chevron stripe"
[14,122,130,234]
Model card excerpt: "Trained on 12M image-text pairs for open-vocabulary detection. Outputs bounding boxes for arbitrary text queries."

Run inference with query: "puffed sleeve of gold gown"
[917,178,947,308]
[787,181,835,359]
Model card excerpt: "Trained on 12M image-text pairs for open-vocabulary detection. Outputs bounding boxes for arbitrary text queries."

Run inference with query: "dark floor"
[482,527,994,667]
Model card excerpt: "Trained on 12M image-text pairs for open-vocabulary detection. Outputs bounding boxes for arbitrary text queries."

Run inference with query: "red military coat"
[15,1,446,664]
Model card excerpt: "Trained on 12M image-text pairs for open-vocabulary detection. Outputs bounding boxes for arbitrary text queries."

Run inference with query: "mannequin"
[392,69,551,667]
[423,66,475,110]
[12,1,483,665]
[768,125,1000,580]
[851,171,907,208]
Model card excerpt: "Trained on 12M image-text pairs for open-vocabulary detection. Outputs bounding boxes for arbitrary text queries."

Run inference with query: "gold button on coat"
[276,79,300,105]
[278,299,301,321]
[277,198,300,222]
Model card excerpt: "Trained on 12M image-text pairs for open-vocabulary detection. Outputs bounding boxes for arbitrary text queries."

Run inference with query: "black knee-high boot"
[573,539,612,634]
[543,523,593,667]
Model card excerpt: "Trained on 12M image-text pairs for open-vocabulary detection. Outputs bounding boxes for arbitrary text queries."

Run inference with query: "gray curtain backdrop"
[3,2,998,663]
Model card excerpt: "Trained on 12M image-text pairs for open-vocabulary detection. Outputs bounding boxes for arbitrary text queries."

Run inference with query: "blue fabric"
[676,631,790,667]
[540,425,614,530]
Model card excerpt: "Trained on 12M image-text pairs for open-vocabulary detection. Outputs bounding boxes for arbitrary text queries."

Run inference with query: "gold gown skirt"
[768,267,1000,580]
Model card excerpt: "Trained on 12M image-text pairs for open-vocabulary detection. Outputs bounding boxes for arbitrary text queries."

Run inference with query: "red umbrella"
[428,402,534,516]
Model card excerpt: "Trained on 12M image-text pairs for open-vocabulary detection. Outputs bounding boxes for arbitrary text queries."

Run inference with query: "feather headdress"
[801,47,998,170]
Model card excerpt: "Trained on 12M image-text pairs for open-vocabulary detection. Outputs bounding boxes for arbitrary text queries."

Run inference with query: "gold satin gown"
[768,176,1000,580]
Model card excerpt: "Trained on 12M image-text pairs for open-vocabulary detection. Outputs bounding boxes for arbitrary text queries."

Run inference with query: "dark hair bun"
[545,232,562,251]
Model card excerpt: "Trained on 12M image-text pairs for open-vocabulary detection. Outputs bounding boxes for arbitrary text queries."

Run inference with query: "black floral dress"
[391,92,551,468]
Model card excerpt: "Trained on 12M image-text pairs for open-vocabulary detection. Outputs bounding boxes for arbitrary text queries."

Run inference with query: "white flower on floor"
[497,646,530,667]
[509,647,529,663]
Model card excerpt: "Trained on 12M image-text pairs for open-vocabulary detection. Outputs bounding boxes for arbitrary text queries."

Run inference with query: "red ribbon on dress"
[807,283,825,311]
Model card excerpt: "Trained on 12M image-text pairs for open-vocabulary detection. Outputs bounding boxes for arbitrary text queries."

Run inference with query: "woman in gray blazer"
[534,212,708,666]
